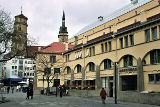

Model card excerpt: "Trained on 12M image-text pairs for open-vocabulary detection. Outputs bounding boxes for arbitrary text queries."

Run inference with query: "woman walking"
[100,88,107,104]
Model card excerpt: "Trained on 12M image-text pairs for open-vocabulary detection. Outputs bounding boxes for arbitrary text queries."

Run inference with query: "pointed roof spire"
[62,10,65,20]
[21,6,23,14]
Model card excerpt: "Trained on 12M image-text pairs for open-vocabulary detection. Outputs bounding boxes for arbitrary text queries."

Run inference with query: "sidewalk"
[81,96,159,107]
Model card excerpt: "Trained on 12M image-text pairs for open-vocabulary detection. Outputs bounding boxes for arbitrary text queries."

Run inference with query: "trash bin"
[41,89,44,94]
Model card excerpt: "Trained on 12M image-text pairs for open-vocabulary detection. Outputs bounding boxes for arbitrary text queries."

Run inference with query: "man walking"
[100,88,107,104]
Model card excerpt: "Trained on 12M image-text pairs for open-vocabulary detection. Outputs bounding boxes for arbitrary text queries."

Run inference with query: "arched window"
[77,64,82,73]
[123,55,133,67]
[104,59,111,70]
[67,67,71,74]
[89,62,95,72]
[150,50,160,64]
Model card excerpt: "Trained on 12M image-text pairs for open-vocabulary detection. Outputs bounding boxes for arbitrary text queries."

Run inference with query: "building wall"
[62,0,160,101]
[36,53,64,88]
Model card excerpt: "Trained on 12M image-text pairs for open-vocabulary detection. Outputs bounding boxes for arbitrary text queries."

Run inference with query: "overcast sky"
[0,0,130,46]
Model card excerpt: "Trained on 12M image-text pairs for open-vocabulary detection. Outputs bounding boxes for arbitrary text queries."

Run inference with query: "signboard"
[119,67,137,72]
[1,68,4,79]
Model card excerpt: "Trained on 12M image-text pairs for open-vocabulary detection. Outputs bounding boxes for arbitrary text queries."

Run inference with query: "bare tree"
[36,53,65,94]
[0,7,14,62]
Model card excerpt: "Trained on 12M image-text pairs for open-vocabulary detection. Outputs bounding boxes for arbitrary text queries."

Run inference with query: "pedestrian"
[26,82,34,99]
[26,86,30,99]
[56,86,57,97]
[100,88,107,104]
[59,86,63,98]
[11,86,14,94]
[7,86,10,94]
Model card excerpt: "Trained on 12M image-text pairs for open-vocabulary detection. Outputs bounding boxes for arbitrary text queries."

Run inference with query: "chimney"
[131,0,138,4]
[74,36,78,45]
[38,47,41,51]
[98,16,103,21]
[83,35,88,44]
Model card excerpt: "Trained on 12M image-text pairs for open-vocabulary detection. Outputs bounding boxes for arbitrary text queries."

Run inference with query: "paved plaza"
[0,92,159,107]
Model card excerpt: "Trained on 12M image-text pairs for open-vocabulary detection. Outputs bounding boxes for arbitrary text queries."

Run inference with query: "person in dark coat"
[7,86,10,94]
[26,87,30,99]
[59,86,63,98]
[26,82,33,99]
[100,88,107,104]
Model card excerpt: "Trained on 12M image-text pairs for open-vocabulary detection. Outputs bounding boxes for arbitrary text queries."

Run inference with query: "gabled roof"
[39,42,74,54]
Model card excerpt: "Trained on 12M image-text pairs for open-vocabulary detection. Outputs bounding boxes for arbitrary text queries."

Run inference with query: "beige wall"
[63,0,160,92]
[36,53,65,88]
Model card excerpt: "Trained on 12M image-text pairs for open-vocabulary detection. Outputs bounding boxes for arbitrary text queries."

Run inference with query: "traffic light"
[1,68,4,79]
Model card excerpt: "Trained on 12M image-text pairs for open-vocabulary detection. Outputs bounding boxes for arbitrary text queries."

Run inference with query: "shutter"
[79,51,82,58]
[86,49,89,57]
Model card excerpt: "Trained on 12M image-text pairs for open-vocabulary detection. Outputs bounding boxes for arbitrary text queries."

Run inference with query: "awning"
[3,78,22,82]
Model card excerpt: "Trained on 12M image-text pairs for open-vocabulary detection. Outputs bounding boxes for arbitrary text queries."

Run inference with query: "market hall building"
[62,0,160,104]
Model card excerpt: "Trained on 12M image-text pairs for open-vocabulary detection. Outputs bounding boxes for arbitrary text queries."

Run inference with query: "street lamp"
[112,33,118,104]
[114,62,118,104]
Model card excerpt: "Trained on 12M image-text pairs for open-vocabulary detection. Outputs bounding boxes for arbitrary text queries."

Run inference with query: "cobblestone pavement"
[0,92,159,107]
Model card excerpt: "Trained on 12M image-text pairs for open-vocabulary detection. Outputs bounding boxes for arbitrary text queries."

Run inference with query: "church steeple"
[58,11,68,43]
[62,11,65,20]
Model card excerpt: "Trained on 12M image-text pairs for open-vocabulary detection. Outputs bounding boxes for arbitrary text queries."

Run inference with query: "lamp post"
[43,75,44,90]
[112,33,118,104]
[114,62,117,104]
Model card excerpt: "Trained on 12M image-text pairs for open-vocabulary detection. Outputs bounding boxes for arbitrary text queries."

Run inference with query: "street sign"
[1,68,4,79]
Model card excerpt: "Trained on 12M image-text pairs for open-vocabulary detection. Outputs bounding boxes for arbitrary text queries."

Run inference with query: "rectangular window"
[105,42,107,52]
[92,46,95,56]
[150,50,160,64]
[54,68,60,74]
[124,36,128,48]
[50,55,56,63]
[124,56,133,67]
[89,47,92,56]
[108,41,112,52]
[152,27,157,40]
[145,29,150,42]
[156,74,160,82]
[129,34,134,46]
[89,63,94,72]
[104,60,111,70]
[119,38,123,49]
[19,66,23,70]
[19,60,23,64]
[77,65,81,73]
[12,66,14,69]
[65,55,67,62]
[101,44,104,53]
[149,74,154,83]
[68,54,70,61]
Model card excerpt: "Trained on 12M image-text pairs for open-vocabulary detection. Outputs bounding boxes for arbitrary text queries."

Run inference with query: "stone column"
[137,57,144,92]
[96,65,101,90]
[81,67,85,89]
[70,69,74,86]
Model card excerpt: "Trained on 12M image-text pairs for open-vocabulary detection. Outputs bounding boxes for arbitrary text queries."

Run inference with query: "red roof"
[39,42,74,53]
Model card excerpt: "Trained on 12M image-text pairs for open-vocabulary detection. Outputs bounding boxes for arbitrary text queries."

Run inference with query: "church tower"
[58,11,68,43]
[12,8,28,56]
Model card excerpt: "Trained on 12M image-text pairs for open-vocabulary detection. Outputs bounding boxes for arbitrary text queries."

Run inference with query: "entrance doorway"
[121,75,137,91]
[109,82,113,97]
[53,79,60,87]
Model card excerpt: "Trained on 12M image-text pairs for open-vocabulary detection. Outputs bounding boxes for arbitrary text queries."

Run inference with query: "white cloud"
[0,0,130,46]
